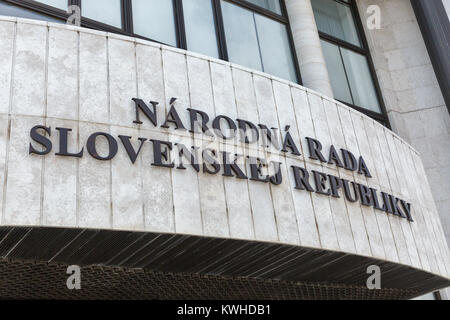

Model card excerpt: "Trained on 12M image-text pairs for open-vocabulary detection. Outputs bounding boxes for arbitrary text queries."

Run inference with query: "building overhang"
[0,226,448,299]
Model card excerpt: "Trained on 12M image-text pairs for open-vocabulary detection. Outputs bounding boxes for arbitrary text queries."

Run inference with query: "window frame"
[3,0,301,84]
[316,0,390,127]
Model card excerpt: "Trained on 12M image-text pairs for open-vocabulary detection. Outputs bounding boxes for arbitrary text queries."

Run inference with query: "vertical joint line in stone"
[348,108,377,257]
[336,106,372,255]
[106,36,113,229]
[405,144,433,269]
[40,24,51,225]
[1,119,12,225]
[274,82,303,242]
[76,30,80,227]
[382,128,419,264]
[8,21,17,116]
[269,79,293,243]
[44,25,50,118]
[351,112,386,259]
[402,142,431,270]
[134,42,146,230]
[246,71,261,238]
[288,86,306,155]
[2,21,17,224]
[379,128,397,195]
[412,149,449,275]
[382,128,402,197]
[267,182,281,243]
[208,61,231,238]
[308,93,341,251]
[377,126,411,264]
[325,100,357,252]
[391,136,423,268]
[239,69,257,239]
[290,87,322,247]
[184,53,205,236]
[106,36,111,124]
[283,156,304,244]
[160,48,176,233]
[207,61,218,117]
[362,118,398,260]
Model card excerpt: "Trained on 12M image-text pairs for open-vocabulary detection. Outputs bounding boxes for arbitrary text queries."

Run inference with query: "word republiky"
[28,97,413,222]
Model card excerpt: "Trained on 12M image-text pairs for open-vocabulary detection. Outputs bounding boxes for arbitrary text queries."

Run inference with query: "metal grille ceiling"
[0,258,418,300]
[0,227,448,300]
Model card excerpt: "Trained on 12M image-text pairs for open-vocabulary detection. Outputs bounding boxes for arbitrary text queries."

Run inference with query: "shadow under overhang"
[0,226,448,300]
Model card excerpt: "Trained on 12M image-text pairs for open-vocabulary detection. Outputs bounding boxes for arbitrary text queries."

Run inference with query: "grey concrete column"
[285,0,334,98]
[411,0,450,114]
